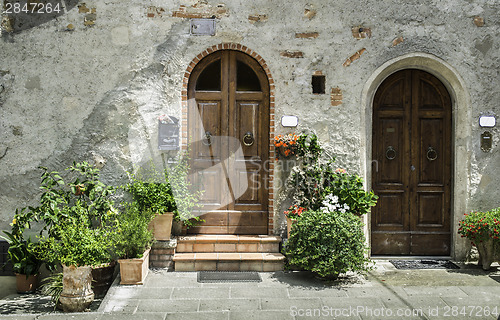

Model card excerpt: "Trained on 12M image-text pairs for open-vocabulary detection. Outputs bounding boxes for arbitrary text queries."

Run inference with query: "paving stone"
[230,310,294,320]
[199,298,260,311]
[230,287,288,298]
[37,314,101,320]
[166,311,229,320]
[261,297,322,311]
[137,299,200,313]
[99,313,166,320]
[402,286,468,297]
[172,287,230,299]
[288,287,348,298]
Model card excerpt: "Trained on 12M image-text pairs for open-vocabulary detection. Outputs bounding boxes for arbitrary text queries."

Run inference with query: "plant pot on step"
[172,219,187,236]
[15,273,39,294]
[59,265,94,312]
[91,261,116,298]
[476,239,500,271]
[118,248,151,285]
[286,216,296,238]
[148,213,174,240]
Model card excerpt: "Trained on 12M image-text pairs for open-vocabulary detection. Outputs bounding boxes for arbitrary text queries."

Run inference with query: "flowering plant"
[458,207,500,244]
[274,134,299,158]
[284,205,306,219]
[320,194,350,214]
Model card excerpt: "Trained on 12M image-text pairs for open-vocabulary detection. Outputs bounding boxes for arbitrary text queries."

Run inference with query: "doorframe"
[181,43,276,235]
[360,52,472,259]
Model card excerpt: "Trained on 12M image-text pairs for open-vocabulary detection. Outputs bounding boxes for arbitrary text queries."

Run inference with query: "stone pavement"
[0,260,499,320]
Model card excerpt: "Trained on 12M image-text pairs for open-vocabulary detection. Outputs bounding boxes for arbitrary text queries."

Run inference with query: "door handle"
[243,132,254,146]
[202,131,212,146]
[427,146,438,161]
[410,165,416,171]
[385,146,396,160]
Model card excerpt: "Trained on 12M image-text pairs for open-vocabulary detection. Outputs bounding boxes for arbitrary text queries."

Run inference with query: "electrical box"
[190,19,216,36]
[158,115,180,151]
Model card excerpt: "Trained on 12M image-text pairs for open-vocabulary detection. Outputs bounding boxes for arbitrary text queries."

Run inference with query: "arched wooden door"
[371,69,452,255]
[187,50,270,234]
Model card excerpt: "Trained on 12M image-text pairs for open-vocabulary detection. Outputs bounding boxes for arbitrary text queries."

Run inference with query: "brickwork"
[295,32,319,39]
[182,44,276,235]
[331,87,343,106]
[343,48,366,67]
[149,240,177,269]
[280,50,304,58]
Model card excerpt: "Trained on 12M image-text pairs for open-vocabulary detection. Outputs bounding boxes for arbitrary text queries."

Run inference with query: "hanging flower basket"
[274,134,299,159]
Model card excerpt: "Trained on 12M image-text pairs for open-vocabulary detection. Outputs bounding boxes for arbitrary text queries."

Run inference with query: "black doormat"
[390,260,460,270]
[197,271,262,283]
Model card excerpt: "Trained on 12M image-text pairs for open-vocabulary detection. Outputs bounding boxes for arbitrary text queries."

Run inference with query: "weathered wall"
[0,0,498,258]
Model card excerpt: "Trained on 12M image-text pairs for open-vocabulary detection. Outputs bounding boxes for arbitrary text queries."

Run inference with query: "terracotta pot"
[476,239,500,271]
[59,265,94,312]
[172,219,187,236]
[148,212,174,240]
[286,216,296,238]
[118,248,150,285]
[15,273,38,294]
[91,262,116,298]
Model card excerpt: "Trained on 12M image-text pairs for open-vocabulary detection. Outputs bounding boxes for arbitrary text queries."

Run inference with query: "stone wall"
[0,0,498,259]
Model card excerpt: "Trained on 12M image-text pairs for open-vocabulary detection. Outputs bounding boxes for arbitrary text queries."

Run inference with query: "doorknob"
[385,146,396,160]
[427,146,438,161]
[202,131,212,146]
[410,165,416,171]
[243,132,254,146]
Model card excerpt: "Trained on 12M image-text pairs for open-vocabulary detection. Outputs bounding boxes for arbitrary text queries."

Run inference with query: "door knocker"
[243,132,254,146]
[427,146,438,161]
[202,131,212,146]
[385,146,397,160]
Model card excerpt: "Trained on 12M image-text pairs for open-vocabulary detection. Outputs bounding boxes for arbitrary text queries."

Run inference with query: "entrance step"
[173,235,285,271]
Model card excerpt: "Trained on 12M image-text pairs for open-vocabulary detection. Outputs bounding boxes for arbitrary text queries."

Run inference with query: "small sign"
[281,115,298,127]
[190,19,216,36]
[479,116,496,127]
[158,115,180,151]
[481,131,492,152]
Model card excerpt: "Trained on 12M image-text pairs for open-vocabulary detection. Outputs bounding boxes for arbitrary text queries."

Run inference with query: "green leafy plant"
[282,209,372,278]
[40,272,63,308]
[458,207,500,245]
[1,231,42,277]
[114,204,154,259]
[33,204,117,267]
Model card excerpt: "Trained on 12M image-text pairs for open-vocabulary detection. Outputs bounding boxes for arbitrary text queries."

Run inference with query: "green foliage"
[113,204,154,259]
[40,272,63,308]
[458,207,500,245]
[282,210,372,278]
[127,155,203,229]
[33,203,117,267]
[0,231,42,276]
[286,134,377,215]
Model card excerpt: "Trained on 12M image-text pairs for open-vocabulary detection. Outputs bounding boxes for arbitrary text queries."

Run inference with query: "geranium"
[284,205,306,219]
[458,207,500,245]
[274,134,299,158]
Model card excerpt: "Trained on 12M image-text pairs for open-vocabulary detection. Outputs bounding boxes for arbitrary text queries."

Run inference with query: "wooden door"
[371,69,452,255]
[187,50,270,234]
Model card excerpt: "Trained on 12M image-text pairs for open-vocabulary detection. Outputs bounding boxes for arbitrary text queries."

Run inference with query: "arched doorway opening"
[371,69,452,255]
[186,49,270,234]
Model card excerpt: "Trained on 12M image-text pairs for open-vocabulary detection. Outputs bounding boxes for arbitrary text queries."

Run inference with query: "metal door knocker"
[202,131,212,146]
[385,146,397,160]
[427,147,438,161]
[243,132,254,146]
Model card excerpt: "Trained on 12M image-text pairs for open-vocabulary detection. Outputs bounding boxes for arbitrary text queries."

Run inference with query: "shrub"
[282,210,372,278]
[458,207,500,245]
[114,204,154,259]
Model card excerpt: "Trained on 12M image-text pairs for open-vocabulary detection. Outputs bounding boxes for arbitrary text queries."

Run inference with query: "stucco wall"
[1,0,498,259]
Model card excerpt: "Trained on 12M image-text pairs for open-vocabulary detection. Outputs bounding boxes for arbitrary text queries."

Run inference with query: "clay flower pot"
[148,212,174,240]
[286,216,296,238]
[59,265,94,312]
[91,261,116,298]
[118,248,150,285]
[15,273,38,294]
[476,239,500,271]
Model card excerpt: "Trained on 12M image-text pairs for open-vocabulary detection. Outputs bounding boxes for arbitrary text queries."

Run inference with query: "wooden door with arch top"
[187,50,270,234]
[371,69,452,255]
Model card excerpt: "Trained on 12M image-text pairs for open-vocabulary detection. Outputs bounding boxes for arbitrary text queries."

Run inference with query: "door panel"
[372,69,451,255]
[188,50,269,234]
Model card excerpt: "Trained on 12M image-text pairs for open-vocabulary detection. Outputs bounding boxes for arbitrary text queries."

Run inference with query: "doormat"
[197,271,262,283]
[389,260,460,270]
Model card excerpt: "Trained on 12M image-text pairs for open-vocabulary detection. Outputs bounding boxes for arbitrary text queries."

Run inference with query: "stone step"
[175,235,281,253]
[173,252,285,272]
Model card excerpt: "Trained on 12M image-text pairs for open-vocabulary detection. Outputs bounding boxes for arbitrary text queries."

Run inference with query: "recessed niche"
[312,75,326,94]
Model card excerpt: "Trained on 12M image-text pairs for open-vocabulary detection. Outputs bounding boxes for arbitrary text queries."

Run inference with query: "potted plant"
[282,209,372,280]
[34,206,116,312]
[115,204,154,285]
[283,205,306,238]
[458,207,500,270]
[1,230,42,294]
[274,133,299,159]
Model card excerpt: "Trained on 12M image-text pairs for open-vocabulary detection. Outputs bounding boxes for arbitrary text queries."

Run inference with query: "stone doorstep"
[177,235,282,244]
[173,252,285,272]
[175,235,282,253]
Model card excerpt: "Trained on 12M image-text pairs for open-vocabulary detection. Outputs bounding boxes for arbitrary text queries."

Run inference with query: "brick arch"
[181,43,276,235]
